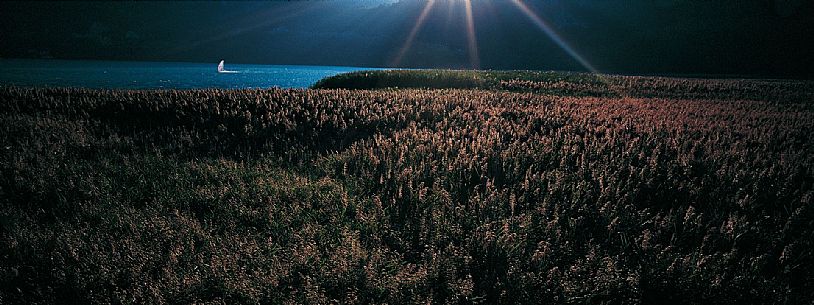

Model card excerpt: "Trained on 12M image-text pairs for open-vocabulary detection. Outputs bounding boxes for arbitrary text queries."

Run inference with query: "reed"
[0,80,812,304]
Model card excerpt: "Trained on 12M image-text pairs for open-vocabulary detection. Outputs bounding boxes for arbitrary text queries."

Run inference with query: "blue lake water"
[0,59,383,89]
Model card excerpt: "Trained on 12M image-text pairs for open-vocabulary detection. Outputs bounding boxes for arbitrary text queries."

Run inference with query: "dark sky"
[1,0,812,77]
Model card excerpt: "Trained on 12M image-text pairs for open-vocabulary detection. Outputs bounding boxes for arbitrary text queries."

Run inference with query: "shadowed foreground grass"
[0,75,813,304]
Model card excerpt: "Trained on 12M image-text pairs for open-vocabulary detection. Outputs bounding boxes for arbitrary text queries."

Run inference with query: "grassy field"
[1,71,813,304]
[314,70,814,102]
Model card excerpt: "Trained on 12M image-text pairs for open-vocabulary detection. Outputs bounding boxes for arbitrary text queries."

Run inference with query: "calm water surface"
[0,59,383,89]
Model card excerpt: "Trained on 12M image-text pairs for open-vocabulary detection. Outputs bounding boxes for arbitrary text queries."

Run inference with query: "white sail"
[217,60,237,73]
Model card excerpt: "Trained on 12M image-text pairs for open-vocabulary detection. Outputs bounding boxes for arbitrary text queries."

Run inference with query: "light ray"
[169,3,314,56]
[391,0,436,67]
[510,0,597,73]
[464,0,480,69]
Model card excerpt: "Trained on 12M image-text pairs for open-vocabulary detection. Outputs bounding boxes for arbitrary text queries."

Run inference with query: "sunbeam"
[391,0,436,67]
[510,0,597,73]
[168,3,315,56]
[464,0,480,69]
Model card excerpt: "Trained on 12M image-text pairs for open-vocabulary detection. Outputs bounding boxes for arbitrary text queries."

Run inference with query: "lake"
[0,59,384,89]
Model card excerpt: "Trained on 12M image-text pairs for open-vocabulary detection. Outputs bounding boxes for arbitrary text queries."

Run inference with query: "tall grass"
[0,81,812,304]
[315,70,814,102]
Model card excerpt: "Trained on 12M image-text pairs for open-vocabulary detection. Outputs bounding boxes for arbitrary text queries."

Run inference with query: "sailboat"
[217,60,238,73]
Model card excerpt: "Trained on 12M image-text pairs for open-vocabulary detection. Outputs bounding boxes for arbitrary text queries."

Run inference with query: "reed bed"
[316,70,814,102]
[0,79,812,304]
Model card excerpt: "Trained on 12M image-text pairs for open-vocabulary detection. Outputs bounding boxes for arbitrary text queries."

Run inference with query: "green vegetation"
[314,69,814,102]
[1,72,813,304]
[313,70,605,92]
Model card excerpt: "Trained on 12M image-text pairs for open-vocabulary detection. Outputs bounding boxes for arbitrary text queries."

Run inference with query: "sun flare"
[509,0,597,72]
[392,0,599,71]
